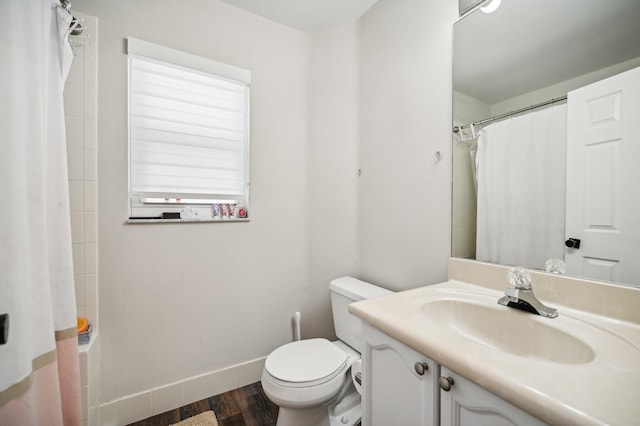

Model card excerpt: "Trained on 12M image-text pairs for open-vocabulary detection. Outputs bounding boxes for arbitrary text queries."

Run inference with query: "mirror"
[452,0,640,287]
[458,0,485,16]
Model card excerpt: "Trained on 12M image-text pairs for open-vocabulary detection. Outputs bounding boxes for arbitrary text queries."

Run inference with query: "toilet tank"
[329,276,393,353]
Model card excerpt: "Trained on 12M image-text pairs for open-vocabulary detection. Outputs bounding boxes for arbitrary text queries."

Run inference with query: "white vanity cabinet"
[439,366,546,426]
[362,323,439,426]
[361,322,546,426]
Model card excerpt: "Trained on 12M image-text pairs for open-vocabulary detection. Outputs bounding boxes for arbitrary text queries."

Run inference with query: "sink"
[420,297,595,364]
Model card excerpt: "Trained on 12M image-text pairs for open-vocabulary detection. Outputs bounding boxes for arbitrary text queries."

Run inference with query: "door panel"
[565,66,640,286]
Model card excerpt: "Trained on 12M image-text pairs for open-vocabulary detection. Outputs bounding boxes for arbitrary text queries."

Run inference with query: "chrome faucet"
[498,266,558,318]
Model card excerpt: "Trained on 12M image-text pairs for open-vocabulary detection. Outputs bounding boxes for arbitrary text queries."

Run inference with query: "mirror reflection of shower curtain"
[476,104,567,270]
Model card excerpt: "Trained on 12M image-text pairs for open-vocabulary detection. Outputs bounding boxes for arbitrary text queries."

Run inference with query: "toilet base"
[329,389,361,426]
[274,385,361,426]
[276,405,330,426]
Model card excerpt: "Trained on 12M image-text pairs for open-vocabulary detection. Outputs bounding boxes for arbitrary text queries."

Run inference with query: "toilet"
[261,276,392,426]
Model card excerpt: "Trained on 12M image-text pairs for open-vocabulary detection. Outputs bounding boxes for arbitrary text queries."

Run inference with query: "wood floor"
[127,382,279,426]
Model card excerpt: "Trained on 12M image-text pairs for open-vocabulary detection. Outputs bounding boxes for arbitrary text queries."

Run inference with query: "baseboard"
[99,356,266,426]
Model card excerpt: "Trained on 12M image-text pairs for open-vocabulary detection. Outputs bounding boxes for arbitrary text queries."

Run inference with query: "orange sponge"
[77,317,89,333]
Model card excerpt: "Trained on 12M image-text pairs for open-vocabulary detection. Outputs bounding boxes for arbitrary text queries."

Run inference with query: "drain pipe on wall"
[293,311,301,341]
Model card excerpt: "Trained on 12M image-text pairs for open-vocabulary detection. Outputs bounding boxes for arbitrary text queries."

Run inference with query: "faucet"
[498,266,558,318]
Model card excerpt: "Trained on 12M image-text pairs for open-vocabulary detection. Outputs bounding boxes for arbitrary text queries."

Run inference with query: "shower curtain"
[0,1,81,425]
[475,104,567,270]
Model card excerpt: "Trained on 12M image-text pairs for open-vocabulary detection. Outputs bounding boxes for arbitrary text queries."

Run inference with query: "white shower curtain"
[0,1,81,425]
[476,104,567,270]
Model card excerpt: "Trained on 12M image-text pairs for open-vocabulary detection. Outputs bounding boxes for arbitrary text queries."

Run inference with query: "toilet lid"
[265,338,347,384]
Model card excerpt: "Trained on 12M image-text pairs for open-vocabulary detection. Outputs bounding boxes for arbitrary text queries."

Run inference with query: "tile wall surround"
[79,337,100,426]
[64,12,100,426]
[99,357,266,425]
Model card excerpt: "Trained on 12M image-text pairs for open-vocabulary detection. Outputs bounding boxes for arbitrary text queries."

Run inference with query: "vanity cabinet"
[362,323,546,426]
[439,366,546,426]
[362,323,439,426]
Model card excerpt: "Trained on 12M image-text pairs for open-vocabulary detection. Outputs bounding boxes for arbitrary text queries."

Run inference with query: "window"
[127,38,250,222]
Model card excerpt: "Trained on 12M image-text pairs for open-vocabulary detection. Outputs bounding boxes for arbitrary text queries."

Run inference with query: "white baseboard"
[99,357,266,426]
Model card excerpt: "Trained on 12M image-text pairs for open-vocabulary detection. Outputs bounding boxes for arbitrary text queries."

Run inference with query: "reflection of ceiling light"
[480,0,502,14]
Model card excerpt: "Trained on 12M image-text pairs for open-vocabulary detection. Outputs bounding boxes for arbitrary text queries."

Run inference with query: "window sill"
[127,217,250,224]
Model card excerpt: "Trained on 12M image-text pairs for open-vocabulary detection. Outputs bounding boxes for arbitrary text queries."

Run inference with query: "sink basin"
[421,297,595,364]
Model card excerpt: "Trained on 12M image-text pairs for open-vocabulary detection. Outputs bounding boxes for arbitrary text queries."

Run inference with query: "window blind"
[129,53,249,197]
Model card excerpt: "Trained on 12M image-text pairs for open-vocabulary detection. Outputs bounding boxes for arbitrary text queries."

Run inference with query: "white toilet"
[261,276,392,426]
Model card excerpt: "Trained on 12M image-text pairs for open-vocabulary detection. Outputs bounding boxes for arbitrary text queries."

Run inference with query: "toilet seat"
[265,338,348,388]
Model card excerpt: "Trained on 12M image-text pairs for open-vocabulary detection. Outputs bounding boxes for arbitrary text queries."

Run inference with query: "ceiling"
[218,0,640,102]
[454,0,640,104]
[219,0,379,32]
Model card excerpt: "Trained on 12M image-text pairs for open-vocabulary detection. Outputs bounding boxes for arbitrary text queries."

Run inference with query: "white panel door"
[565,66,640,286]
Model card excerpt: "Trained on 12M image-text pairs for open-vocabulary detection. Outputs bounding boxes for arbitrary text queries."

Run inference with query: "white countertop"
[350,279,640,426]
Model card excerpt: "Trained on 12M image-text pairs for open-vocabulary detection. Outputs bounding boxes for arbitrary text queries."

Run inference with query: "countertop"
[349,279,640,426]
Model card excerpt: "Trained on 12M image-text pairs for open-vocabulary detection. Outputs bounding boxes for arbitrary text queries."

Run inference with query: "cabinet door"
[362,323,438,426]
[439,366,546,426]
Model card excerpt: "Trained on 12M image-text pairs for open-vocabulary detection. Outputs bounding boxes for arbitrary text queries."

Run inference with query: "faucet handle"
[507,266,532,290]
[544,258,566,275]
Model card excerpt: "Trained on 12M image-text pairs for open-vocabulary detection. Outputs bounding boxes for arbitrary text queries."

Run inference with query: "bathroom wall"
[63,12,101,425]
[357,0,457,290]
[65,13,99,336]
[451,91,490,259]
[72,0,324,409]
[69,0,457,422]
[307,22,360,339]
[490,56,640,116]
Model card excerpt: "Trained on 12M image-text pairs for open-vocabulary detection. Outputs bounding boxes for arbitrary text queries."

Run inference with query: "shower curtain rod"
[453,95,567,133]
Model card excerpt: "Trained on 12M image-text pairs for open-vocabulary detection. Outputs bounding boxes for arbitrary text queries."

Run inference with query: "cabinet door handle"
[414,362,428,375]
[439,376,455,391]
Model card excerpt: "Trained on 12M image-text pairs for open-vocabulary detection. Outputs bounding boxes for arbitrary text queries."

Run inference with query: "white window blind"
[127,39,251,221]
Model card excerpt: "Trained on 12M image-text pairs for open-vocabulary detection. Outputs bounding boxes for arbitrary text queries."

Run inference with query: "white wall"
[72,0,322,403]
[307,23,360,339]
[72,0,457,409]
[491,56,640,116]
[64,13,99,330]
[357,0,457,290]
[64,12,101,424]
[451,91,490,259]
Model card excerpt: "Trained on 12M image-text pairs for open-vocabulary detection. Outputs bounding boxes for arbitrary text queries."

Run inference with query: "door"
[362,323,438,426]
[565,66,640,286]
[439,366,545,426]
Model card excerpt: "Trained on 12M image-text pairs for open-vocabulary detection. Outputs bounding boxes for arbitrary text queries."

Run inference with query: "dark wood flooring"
[127,382,279,426]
